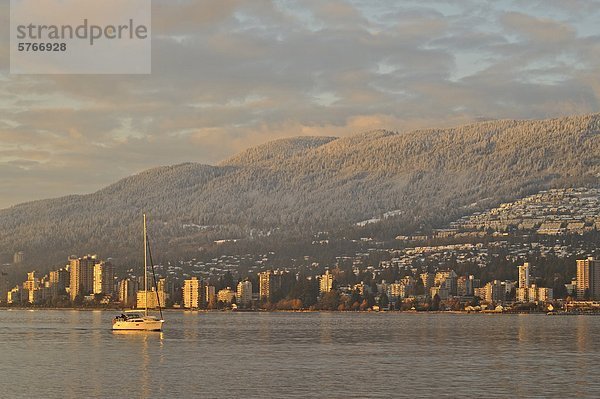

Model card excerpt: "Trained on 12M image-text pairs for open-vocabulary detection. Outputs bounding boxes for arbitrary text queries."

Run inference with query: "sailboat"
[112,214,165,331]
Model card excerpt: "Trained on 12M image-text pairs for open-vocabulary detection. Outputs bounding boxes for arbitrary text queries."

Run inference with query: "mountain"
[1,113,599,268]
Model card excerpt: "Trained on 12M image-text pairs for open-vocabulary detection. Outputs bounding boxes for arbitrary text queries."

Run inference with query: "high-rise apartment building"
[516,263,532,302]
[49,269,69,290]
[259,271,274,301]
[457,275,475,297]
[49,268,69,298]
[23,271,38,292]
[258,270,290,302]
[118,278,138,308]
[183,277,202,309]
[205,285,216,307]
[93,261,114,295]
[481,280,505,303]
[577,257,600,300]
[69,255,97,301]
[518,263,530,289]
[236,280,252,306]
[319,270,334,294]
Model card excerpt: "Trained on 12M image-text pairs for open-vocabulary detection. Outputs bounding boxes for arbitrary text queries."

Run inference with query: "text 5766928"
[18,42,67,52]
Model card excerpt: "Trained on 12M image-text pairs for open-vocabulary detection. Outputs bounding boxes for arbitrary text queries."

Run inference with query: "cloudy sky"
[1,0,600,209]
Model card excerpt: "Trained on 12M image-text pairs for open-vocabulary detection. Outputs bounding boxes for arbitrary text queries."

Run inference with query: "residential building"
[69,255,97,301]
[388,276,415,300]
[183,277,203,309]
[236,280,252,306]
[23,271,38,293]
[7,286,23,304]
[118,278,138,308]
[479,280,505,303]
[457,275,475,297]
[516,287,528,302]
[319,270,334,294]
[93,261,114,295]
[136,289,165,309]
[217,288,236,304]
[434,270,457,295]
[518,263,530,289]
[430,285,449,300]
[157,278,172,302]
[205,285,216,307]
[537,287,553,302]
[49,269,69,292]
[576,257,600,300]
[388,283,404,300]
[420,272,434,293]
[524,285,554,302]
[259,271,272,301]
[259,270,289,301]
[565,279,577,297]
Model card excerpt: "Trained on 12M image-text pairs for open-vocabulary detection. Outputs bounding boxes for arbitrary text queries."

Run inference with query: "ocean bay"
[1,310,599,398]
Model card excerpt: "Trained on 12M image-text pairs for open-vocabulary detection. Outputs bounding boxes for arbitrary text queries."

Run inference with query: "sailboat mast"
[144,213,148,316]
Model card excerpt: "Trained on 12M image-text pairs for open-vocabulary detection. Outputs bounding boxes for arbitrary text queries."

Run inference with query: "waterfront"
[1,310,600,398]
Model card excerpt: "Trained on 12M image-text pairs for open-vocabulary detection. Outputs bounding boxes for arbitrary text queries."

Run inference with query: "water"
[1,310,599,398]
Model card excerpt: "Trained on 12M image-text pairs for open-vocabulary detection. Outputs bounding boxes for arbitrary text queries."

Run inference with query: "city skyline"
[1,0,600,208]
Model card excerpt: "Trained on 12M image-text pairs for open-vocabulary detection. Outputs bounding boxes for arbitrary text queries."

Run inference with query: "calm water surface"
[0,310,599,398]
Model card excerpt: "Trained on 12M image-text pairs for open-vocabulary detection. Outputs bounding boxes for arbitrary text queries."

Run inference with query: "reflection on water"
[111,330,164,339]
[319,313,333,344]
[576,316,589,352]
[2,311,600,398]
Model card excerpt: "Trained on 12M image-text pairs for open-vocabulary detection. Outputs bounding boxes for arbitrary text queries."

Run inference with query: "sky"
[1,0,600,209]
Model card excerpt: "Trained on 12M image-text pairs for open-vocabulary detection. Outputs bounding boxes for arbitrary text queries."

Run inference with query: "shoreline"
[0,306,553,315]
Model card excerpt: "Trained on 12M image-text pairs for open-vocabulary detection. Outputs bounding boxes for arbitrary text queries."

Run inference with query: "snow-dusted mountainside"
[1,113,599,265]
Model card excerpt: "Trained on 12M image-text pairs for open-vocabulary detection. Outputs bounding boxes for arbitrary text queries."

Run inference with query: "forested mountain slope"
[1,113,598,266]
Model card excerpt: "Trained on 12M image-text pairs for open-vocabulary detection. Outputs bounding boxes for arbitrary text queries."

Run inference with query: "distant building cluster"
[439,187,600,239]
[179,276,255,309]
[4,253,600,312]
[515,262,553,303]
[1,186,598,312]
[3,254,172,309]
[5,254,115,305]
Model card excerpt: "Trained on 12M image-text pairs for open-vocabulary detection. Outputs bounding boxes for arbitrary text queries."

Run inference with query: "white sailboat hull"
[112,214,165,332]
[112,317,164,331]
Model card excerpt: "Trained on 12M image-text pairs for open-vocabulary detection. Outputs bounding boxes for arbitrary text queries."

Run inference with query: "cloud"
[0,0,599,208]
[501,11,575,44]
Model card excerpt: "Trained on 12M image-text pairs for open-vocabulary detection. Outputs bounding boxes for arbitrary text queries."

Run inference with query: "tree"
[218,271,234,290]
[319,291,340,310]
[431,294,441,311]
[507,287,516,301]
[289,277,319,307]
[72,294,83,306]
[350,289,362,309]
[378,292,389,309]
[415,279,425,295]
